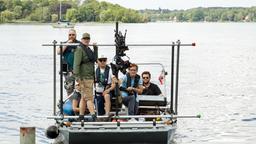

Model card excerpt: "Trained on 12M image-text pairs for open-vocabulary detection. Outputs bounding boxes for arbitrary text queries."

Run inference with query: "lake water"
[0,22,256,144]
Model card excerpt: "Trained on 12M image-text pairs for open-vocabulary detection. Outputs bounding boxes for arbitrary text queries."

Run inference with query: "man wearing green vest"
[73,32,98,121]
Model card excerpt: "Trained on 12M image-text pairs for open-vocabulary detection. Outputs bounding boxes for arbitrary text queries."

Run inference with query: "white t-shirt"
[95,67,112,93]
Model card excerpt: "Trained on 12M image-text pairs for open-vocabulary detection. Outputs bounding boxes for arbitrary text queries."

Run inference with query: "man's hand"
[92,42,97,46]
[67,39,74,43]
[126,87,133,92]
[103,89,110,96]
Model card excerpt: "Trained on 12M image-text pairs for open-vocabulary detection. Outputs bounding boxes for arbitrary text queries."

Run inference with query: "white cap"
[98,55,107,59]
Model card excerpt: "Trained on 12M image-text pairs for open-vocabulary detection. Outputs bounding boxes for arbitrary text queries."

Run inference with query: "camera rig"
[110,22,131,78]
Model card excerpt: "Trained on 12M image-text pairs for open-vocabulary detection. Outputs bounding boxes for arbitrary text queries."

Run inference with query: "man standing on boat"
[57,29,80,95]
[141,71,162,96]
[120,64,143,115]
[73,32,98,121]
[95,55,116,116]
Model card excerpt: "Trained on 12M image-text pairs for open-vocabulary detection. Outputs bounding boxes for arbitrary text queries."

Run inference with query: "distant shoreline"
[1,21,256,26]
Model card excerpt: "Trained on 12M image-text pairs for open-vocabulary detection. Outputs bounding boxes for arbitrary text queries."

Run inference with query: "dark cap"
[82,33,90,39]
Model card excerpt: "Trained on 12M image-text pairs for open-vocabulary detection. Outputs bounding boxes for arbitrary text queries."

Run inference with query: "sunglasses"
[143,77,149,79]
[98,59,106,62]
[69,34,76,36]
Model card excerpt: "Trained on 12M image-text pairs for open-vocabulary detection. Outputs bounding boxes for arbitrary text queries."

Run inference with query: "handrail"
[42,41,196,118]
[47,114,200,120]
[42,43,196,47]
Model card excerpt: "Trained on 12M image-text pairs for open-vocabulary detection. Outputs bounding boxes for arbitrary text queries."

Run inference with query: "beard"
[143,81,149,85]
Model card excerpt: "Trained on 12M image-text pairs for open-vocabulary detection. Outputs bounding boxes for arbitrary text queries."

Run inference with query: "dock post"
[20,127,35,144]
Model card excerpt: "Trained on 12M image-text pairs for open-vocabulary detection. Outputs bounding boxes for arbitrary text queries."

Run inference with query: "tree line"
[141,7,256,22]
[0,0,146,23]
[1,0,256,24]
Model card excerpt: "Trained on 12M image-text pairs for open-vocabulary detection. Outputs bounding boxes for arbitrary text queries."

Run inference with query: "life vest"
[120,74,140,96]
[127,74,140,88]
[95,65,110,88]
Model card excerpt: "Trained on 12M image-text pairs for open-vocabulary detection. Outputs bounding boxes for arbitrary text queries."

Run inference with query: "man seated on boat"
[95,55,116,116]
[57,29,80,96]
[120,63,144,115]
[73,32,98,121]
[63,80,81,116]
[141,71,162,96]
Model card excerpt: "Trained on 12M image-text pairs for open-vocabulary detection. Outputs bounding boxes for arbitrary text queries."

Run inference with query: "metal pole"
[20,127,35,144]
[115,22,119,116]
[47,114,201,120]
[127,44,194,46]
[115,22,118,55]
[59,0,61,21]
[60,41,63,116]
[53,40,57,115]
[170,42,175,114]
[42,43,195,47]
[175,40,181,114]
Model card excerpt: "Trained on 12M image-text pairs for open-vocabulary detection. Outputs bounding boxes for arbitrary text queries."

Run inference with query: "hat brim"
[98,58,107,60]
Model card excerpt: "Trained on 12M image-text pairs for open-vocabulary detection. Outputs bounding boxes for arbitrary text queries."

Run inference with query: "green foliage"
[66,8,77,22]
[1,10,14,22]
[51,14,58,22]
[13,5,22,19]
[29,7,43,21]
[0,0,145,23]
[142,7,256,22]
[1,0,256,23]
[0,0,7,12]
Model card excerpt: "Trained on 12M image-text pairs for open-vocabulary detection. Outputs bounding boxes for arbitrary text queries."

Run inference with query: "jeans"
[95,94,105,115]
[122,95,138,115]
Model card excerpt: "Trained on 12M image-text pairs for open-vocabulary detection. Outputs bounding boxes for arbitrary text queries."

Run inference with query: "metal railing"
[42,41,196,117]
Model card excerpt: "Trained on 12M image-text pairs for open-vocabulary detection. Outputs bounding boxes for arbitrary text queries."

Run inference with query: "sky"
[98,0,256,10]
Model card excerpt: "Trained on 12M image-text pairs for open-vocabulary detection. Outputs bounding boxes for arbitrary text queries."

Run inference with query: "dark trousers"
[95,94,105,115]
[122,95,138,115]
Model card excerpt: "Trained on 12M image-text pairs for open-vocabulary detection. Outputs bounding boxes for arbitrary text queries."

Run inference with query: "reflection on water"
[0,23,256,144]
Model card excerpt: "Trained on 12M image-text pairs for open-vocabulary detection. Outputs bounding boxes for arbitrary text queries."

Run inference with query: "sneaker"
[78,115,84,121]
[91,114,97,122]
[103,113,114,122]
[128,118,137,122]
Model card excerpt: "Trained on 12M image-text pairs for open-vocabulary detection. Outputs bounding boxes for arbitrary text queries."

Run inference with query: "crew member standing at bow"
[73,33,98,121]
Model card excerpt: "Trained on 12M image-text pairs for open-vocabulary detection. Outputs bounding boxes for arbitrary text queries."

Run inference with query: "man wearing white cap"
[95,55,116,116]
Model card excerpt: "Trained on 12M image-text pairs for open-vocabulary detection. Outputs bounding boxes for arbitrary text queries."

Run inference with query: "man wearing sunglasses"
[95,55,116,117]
[73,32,98,121]
[57,29,80,95]
[141,71,162,96]
[120,63,143,115]
[57,28,80,72]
